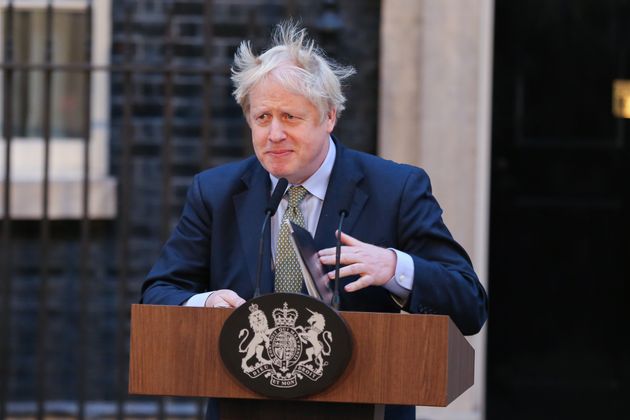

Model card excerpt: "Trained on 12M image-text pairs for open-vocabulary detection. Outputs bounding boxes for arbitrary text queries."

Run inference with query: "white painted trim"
[0,177,117,219]
[0,136,108,180]
[473,1,494,419]
[0,0,89,10]
[475,2,494,292]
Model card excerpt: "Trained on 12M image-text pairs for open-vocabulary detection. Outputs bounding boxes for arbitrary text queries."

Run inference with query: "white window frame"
[0,0,115,219]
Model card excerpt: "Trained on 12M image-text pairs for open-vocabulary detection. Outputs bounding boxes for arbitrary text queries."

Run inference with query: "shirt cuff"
[183,291,213,307]
[382,249,414,300]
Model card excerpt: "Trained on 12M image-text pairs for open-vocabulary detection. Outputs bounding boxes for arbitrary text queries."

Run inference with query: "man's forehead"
[249,82,314,109]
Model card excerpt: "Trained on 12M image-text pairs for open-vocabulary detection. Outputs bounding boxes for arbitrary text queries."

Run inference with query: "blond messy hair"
[231,21,356,121]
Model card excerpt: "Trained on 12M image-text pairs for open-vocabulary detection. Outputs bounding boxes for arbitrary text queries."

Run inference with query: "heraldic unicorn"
[237,302,333,388]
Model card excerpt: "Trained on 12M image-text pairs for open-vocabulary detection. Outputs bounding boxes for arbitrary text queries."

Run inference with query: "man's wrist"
[382,249,414,303]
[183,291,213,307]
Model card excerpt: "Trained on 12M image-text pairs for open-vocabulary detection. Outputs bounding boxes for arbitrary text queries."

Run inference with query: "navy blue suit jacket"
[141,141,488,419]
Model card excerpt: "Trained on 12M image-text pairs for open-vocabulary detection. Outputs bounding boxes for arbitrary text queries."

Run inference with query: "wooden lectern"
[129,304,475,419]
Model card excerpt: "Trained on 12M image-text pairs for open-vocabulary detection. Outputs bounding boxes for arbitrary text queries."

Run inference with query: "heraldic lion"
[238,305,271,372]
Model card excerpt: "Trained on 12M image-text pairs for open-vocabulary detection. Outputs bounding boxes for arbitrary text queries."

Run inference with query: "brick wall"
[6,0,380,407]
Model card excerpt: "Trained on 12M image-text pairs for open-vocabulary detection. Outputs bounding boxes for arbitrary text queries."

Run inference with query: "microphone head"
[266,177,288,216]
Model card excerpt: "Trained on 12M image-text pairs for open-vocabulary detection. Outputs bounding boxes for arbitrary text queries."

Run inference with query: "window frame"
[0,0,115,219]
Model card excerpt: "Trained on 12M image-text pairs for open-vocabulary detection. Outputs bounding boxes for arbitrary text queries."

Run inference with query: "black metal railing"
[0,0,299,418]
[0,0,356,420]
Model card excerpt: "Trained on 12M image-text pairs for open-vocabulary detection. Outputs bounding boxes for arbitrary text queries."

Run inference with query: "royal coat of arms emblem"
[220,293,352,398]
[239,302,333,387]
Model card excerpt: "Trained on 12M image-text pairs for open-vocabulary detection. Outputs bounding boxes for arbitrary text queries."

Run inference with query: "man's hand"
[205,289,246,308]
[318,232,396,292]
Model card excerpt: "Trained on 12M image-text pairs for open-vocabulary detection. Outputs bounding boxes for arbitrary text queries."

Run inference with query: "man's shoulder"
[191,155,264,197]
[196,155,260,180]
[341,146,428,180]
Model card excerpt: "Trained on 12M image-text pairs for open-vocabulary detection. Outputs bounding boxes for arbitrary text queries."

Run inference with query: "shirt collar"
[269,136,336,201]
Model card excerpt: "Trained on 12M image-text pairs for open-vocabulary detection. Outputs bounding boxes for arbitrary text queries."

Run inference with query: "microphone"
[332,185,355,310]
[254,178,288,297]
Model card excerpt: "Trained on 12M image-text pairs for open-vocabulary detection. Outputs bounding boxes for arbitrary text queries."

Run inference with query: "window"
[0,0,114,219]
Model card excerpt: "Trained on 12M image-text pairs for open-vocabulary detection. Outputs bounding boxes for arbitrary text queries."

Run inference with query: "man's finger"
[319,248,360,265]
[318,247,335,257]
[344,275,373,292]
[222,293,246,308]
[318,245,352,257]
[327,263,364,279]
[318,233,363,256]
[338,231,363,246]
[207,289,246,308]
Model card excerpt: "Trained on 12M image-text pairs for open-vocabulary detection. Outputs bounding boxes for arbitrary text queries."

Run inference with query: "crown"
[272,302,298,327]
[247,303,264,319]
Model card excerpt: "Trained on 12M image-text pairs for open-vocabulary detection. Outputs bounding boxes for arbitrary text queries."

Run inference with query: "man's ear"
[326,108,337,132]
[244,108,252,127]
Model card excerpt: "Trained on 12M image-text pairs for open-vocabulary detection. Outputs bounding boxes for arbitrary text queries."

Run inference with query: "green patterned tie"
[274,185,308,293]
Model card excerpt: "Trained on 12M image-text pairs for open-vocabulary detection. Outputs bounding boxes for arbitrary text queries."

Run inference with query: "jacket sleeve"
[397,168,488,335]
[141,175,212,305]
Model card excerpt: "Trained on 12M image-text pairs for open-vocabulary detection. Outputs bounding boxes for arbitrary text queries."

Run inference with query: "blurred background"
[0,0,627,419]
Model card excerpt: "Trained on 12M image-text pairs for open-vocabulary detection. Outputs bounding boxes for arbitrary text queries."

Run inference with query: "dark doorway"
[487,1,629,418]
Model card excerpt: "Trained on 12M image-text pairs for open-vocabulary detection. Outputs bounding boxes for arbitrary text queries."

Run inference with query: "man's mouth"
[267,149,292,157]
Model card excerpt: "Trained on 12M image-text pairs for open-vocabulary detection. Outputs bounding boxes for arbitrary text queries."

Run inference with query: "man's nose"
[268,119,286,142]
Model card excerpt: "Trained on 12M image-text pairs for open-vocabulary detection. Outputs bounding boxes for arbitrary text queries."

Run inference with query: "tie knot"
[287,185,308,208]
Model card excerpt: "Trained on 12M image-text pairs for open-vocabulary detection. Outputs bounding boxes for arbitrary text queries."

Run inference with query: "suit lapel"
[234,163,274,296]
[314,142,368,252]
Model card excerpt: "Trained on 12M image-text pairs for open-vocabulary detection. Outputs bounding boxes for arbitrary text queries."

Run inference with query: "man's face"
[247,78,336,184]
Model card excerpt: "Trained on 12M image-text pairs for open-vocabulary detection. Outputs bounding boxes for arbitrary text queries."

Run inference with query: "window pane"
[7,9,86,138]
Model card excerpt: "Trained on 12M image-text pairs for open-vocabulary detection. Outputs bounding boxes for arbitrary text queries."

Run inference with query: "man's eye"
[256,114,270,122]
[284,113,298,120]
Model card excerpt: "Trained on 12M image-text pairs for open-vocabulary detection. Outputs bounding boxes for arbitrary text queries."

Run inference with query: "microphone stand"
[332,211,347,310]
[254,214,270,298]
[254,178,288,297]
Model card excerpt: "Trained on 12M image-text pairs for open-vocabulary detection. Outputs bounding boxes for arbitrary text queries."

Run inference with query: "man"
[142,22,488,420]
